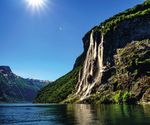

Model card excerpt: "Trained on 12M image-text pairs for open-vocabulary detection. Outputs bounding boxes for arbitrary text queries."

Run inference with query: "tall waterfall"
[76,30,105,100]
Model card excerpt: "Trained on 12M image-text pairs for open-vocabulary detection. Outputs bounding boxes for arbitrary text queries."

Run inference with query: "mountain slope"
[0,66,49,103]
[36,1,150,104]
[35,66,81,103]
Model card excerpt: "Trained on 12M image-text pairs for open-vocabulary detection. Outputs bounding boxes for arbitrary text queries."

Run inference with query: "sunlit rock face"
[75,15,150,100]
[76,31,105,100]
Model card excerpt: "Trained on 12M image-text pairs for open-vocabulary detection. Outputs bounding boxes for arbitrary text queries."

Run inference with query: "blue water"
[0,104,150,125]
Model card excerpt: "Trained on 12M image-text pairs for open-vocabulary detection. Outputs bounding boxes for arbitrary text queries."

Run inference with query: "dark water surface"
[0,104,150,125]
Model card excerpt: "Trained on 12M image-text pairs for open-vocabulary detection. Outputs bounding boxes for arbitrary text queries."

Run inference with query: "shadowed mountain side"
[0,66,50,103]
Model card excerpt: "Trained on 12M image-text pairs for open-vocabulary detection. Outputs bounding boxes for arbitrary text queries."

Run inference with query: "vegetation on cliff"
[92,0,150,34]
[35,66,82,103]
[85,40,150,104]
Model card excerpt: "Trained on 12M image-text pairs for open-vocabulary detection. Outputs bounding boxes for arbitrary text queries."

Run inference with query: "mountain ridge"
[0,66,50,103]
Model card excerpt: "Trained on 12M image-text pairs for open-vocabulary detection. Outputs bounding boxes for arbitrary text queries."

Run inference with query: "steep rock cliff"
[83,40,150,104]
[74,1,150,101]
[36,1,150,104]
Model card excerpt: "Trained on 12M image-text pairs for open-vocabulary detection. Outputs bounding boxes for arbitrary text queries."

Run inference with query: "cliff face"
[36,1,150,104]
[83,39,150,104]
[0,66,49,103]
[75,14,150,101]
[75,31,104,100]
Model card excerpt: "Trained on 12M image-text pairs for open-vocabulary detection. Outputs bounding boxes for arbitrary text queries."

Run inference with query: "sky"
[0,0,144,80]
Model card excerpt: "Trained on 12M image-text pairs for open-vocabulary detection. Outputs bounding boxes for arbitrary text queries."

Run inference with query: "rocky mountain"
[35,0,150,104]
[0,66,49,103]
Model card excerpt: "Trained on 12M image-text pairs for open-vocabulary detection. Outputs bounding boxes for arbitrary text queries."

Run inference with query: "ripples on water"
[0,104,150,125]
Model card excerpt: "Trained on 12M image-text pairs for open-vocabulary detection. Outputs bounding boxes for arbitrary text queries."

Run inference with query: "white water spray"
[76,31,105,100]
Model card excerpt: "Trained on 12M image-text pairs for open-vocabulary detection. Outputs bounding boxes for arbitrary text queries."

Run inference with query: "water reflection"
[0,104,149,125]
[67,104,150,125]
[67,104,100,125]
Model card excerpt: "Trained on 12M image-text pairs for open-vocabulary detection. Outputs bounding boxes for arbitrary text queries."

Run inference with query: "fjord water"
[0,104,150,125]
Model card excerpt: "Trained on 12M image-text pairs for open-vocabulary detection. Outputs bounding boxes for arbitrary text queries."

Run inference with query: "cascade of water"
[76,30,94,94]
[76,31,105,100]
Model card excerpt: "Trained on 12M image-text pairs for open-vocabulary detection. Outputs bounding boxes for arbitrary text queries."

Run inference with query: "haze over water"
[0,104,150,125]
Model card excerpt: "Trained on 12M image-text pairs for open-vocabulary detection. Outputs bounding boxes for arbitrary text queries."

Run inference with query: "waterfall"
[76,31,105,100]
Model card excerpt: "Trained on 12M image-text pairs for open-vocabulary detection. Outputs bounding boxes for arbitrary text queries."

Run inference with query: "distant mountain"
[0,66,50,103]
[36,0,150,104]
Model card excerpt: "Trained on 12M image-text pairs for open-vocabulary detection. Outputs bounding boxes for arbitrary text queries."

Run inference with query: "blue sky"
[0,0,144,80]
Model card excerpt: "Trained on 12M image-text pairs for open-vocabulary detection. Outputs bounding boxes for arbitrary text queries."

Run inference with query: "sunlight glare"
[25,0,48,12]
